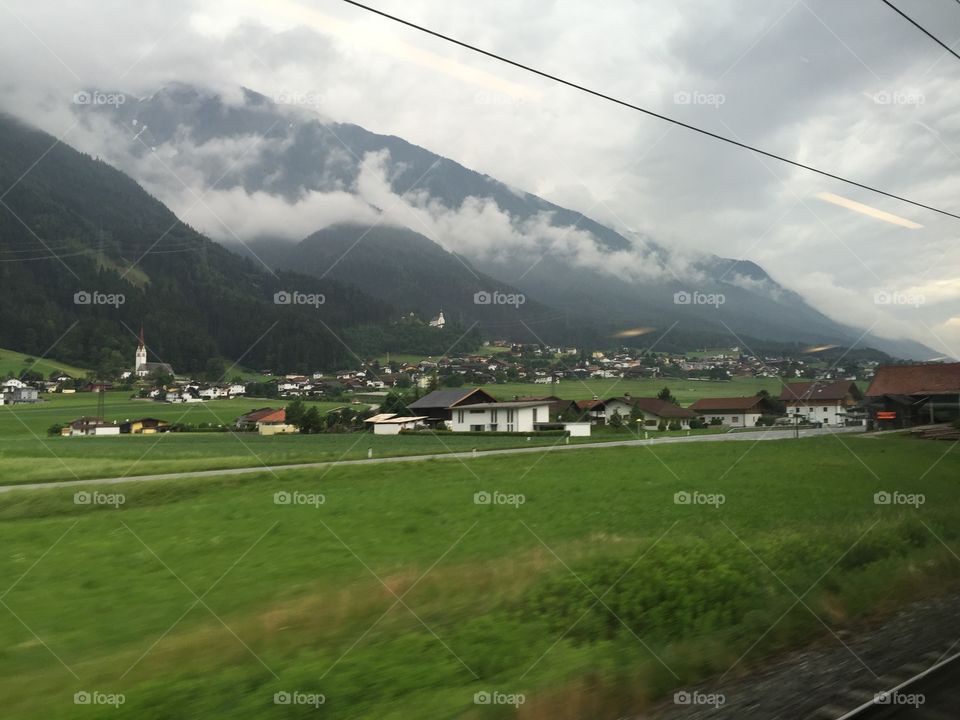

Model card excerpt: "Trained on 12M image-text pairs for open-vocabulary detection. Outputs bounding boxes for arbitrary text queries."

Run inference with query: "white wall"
[449,405,549,432]
[701,411,763,427]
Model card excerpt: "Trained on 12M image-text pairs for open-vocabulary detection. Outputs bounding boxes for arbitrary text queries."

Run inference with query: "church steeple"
[135,323,147,372]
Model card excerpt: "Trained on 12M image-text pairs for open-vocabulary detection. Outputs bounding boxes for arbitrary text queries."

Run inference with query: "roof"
[69,416,118,428]
[364,413,398,423]
[448,401,552,410]
[240,408,285,423]
[780,380,861,402]
[575,399,604,410]
[627,397,698,418]
[866,363,960,397]
[407,388,496,409]
[369,415,428,424]
[688,396,767,412]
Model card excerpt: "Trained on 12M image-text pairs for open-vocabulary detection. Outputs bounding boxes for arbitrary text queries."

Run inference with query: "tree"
[300,406,322,434]
[286,399,306,428]
[609,409,624,429]
[657,387,678,406]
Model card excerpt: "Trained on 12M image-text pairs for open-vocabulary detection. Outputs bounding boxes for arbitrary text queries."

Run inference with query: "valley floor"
[0,434,956,719]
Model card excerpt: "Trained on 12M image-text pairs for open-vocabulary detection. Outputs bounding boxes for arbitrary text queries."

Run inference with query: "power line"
[341,0,960,222]
[880,0,960,63]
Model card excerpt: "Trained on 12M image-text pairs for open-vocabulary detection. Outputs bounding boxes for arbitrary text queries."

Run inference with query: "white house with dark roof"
[448,400,551,433]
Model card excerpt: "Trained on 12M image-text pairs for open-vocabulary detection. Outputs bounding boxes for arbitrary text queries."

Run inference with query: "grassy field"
[0,435,956,718]
[0,347,89,379]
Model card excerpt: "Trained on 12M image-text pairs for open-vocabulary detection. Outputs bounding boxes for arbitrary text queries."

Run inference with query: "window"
[823,407,828,412]
[457,410,464,423]
[507,424,514,432]
[489,424,498,432]
[532,408,538,422]
[731,416,739,424]
[470,424,484,432]
[491,409,498,423]
[506,409,514,422]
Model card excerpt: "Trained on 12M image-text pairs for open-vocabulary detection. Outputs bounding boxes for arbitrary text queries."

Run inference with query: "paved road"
[0,426,865,494]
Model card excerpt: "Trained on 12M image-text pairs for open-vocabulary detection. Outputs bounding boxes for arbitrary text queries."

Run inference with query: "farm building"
[119,418,172,434]
[779,380,863,426]
[364,413,429,435]
[688,395,780,427]
[865,363,960,428]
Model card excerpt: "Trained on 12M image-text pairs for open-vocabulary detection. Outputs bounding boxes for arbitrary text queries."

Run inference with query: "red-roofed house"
[865,363,960,427]
[779,380,863,426]
[688,396,780,427]
[235,408,296,435]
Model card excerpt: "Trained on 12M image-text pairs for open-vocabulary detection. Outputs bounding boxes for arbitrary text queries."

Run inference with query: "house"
[448,400,551,432]
[779,380,863,426]
[119,418,171,434]
[429,310,446,328]
[516,396,579,421]
[1,384,40,404]
[688,396,780,427]
[628,397,699,428]
[64,417,121,436]
[575,398,607,424]
[865,363,960,428]
[235,408,294,435]
[407,388,498,425]
[364,413,429,435]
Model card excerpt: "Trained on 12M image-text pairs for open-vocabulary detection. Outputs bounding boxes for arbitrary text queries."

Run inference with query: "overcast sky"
[1,0,959,357]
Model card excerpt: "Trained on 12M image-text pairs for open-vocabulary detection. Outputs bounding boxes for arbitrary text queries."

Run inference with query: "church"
[134,326,175,378]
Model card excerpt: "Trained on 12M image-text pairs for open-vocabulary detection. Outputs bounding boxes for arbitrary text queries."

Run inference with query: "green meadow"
[0,435,957,718]
[0,347,89,379]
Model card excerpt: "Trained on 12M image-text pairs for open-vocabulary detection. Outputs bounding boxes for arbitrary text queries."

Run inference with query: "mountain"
[246,223,605,345]
[0,114,474,375]
[74,84,935,358]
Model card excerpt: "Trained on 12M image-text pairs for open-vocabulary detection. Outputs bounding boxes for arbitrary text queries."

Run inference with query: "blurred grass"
[0,434,957,718]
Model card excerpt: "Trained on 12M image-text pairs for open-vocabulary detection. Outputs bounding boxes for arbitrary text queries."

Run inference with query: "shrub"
[657,420,667,431]
[668,420,682,431]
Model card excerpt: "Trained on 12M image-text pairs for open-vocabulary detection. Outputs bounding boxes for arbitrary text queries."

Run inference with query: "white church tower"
[135,324,147,373]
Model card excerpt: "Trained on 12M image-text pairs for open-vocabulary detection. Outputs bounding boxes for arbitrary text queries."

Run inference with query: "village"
[4,328,957,441]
